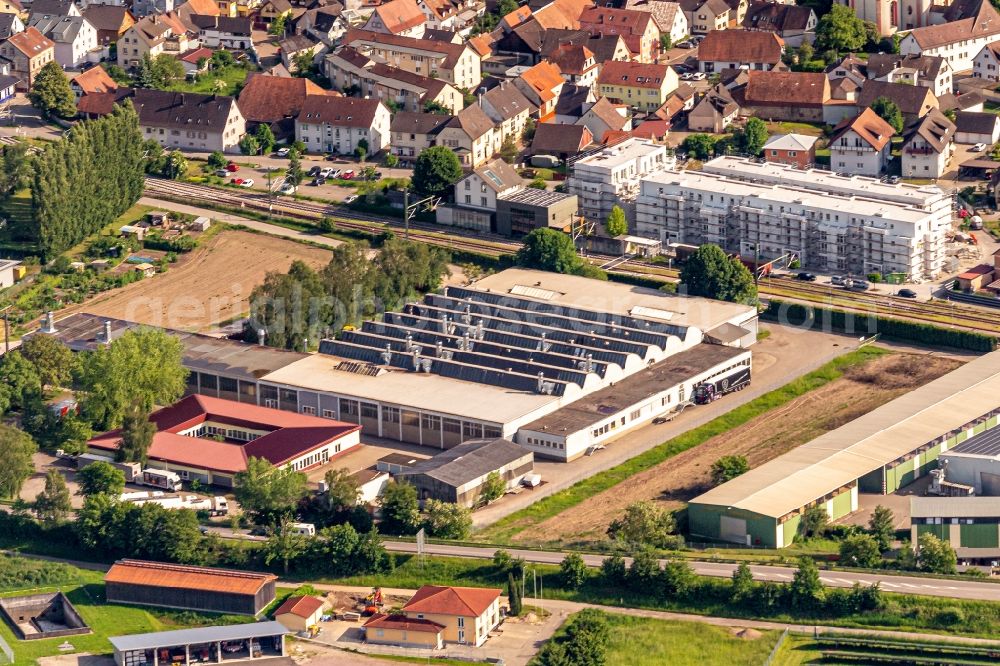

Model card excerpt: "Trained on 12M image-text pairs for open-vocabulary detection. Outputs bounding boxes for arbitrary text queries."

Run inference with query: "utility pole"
[1,305,9,354]
[403,189,409,240]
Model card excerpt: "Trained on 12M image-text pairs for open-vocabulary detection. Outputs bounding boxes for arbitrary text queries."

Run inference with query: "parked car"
[215,169,228,177]
[278,182,297,195]
[308,165,321,177]
[796,272,817,281]
[680,72,694,80]
[652,414,675,424]
[320,167,335,179]
[276,147,290,157]
[897,288,917,298]
[888,175,901,184]
[344,194,358,204]
[239,178,254,188]
[831,275,847,286]
[340,170,355,179]
[850,280,870,291]
[311,176,326,186]
[225,163,239,172]
[972,143,988,152]
[690,72,707,80]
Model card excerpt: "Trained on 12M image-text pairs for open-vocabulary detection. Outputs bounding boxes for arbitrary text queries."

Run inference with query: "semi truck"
[138,468,183,491]
[692,367,751,404]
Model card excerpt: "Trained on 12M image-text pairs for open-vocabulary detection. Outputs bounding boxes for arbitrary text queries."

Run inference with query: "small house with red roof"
[274,595,325,633]
[364,613,446,648]
[87,394,361,487]
[829,107,896,177]
[387,585,502,647]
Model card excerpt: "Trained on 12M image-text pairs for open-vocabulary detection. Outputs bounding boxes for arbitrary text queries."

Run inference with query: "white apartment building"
[566,138,672,226]
[635,157,953,278]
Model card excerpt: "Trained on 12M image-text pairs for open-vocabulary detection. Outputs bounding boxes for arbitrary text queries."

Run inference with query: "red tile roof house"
[274,595,325,633]
[365,585,502,647]
[578,6,660,63]
[87,394,361,488]
[696,29,784,73]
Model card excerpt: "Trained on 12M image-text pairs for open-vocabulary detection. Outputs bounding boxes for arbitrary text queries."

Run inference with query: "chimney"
[102,320,113,344]
[41,311,57,334]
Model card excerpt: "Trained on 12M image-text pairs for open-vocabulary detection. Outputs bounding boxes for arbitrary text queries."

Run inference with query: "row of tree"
[30,102,146,258]
[244,239,450,350]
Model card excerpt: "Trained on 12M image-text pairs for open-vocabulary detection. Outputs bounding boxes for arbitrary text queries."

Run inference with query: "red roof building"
[87,394,361,487]
[394,585,502,646]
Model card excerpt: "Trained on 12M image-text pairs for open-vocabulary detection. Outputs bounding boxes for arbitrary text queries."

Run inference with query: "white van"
[288,522,316,537]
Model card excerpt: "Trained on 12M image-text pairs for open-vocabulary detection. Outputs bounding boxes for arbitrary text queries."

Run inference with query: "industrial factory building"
[37,268,756,462]
[689,351,1000,548]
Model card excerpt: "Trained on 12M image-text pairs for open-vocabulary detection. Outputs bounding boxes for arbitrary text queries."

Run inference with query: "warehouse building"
[105,560,277,616]
[395,437,534,507]
[38,268,756,460]
[495,188,580,237]
[910,496,1000,561]
[937,428,1000,495]
[87,394,361,487]
[689,351,1000,548]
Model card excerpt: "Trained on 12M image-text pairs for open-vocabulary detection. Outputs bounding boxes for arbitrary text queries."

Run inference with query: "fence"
[762,628,789,666]
[0,633,13,665]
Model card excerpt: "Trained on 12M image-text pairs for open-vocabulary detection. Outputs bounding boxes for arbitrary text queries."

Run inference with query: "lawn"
[474,346,890,544]
[765,121,827,137]
[546,612,780,666]
[166,65,251,97]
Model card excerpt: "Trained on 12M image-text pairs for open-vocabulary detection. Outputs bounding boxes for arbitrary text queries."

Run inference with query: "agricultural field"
[775,633,1000,665]
[495,350,962,548]
[55,229,333,333]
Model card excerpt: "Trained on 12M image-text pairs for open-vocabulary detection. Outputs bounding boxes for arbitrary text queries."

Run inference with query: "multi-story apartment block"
[635,156,953,279]
[566,138,671,226]
[296,95,391,155]
[342,28,481,92]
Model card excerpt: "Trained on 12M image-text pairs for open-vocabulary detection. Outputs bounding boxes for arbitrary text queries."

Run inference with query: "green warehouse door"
[720,516,748,545]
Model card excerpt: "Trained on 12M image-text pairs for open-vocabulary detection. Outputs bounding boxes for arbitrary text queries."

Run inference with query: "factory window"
[463,422,483,438]
[340,399,359,416]
[360,402,378,419]
[402,411,420,426]
[421,414,441,430]
[322,409,336,419]
[443,418,461,433]
[384,406,400,423]
[302,405,316,415]
[484,426,502,438]
[630,409,640,420]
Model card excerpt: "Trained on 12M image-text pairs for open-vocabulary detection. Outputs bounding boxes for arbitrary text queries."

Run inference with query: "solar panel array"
[319,288,689,396]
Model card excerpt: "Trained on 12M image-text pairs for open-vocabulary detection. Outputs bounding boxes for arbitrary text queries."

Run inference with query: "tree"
[480,471,505,504]
[239,134,260,156]
[790,556,824,609]
[798,505,830,540]
[29,61,76,119]
[234,456,308,526]
[149,54,184,88]
[355,138,369,163]
[868,505,895,552]
[423,100,451,115]
[681,133,717,160]
[254,124,276,154]
[499,135,518,163]
[102,63,132,86]
[870,96,903,133]
[379,481,421,535]
[264,520,309,573]
[162,150,188,180]
[731,561,754,602]
[507,572,523,616]
[710,455,749,486]
[601,553,627,585]
[916,533,957,574]
[412,145,462,197]
[0,426,37,499]
[743,117,768,155]
[627,549,660,591]
[78,327,188,430]
[522,117,537,143]
[117,403,155,466]
[76,461,125,497]
[323,468,360,511]
[660,559,696,599]
[34,469,72,526]
[516,228,583,274]
[815,4,867,52]
[18,335,76,389]
[423,499,472,539]
[839,533,881,568]
[607,501,678,549]
[797,42,815,64]
[286,150,304,187]
[605,205,627,237]
[293,52,314,77]
[557,609,609,666]
[207,151,227,169]
[268,13,287,36]
[679,244,757,304]
[560,553,587,590]
[0,351,41,412]
[384,153,399,168]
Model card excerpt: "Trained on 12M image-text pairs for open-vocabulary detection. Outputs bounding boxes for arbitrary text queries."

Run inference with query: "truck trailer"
[693,367,751,404]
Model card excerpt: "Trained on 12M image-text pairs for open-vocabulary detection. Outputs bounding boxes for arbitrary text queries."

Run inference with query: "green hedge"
[608,271,668,290]
[764,300,997,352]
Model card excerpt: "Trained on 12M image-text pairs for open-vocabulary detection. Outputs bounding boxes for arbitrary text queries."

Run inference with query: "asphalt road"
[382,541,1000,602]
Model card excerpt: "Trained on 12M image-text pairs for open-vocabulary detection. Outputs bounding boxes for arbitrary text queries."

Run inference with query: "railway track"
[143,178,1000,335]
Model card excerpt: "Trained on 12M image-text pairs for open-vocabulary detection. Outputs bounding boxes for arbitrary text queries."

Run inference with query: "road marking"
[770,573,791,580]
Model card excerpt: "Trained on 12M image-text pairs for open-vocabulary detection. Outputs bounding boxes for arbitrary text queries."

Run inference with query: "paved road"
[381,541,1000,602]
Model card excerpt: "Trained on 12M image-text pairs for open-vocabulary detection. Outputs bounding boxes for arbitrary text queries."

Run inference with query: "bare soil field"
[58,230,332,332]
[513,353,963,547]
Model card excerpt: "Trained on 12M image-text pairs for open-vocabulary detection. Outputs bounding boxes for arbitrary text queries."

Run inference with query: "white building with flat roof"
[633,156,953,278]
[566,138,672,227]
